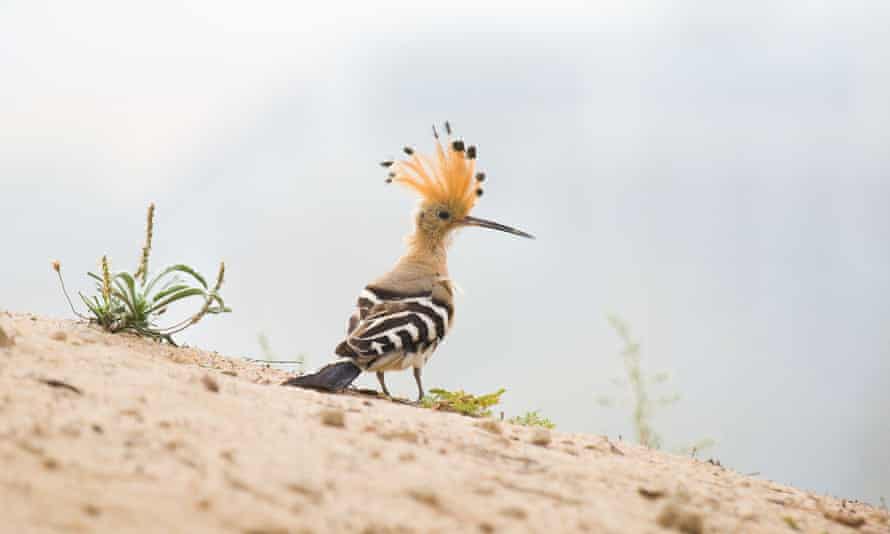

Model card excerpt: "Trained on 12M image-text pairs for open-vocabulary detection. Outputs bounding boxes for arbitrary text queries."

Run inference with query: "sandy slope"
[0,312,886,534]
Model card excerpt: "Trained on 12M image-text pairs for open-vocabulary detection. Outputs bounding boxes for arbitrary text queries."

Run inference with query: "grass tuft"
[421,388,505,417]
[508,410,556,429]
[53,203,230,344]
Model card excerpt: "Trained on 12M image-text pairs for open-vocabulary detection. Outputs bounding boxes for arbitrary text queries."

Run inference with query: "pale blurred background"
[1,1,888,503]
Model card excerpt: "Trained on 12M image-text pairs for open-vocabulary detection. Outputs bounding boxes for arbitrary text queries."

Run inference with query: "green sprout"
[54,203,230,344]
[421,388,506,417]
[508,410,556,429]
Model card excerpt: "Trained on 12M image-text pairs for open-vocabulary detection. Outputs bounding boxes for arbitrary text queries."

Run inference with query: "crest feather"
[384,123,485,217]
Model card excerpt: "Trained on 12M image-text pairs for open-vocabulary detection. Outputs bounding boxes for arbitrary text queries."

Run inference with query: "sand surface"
[0,311,887,533]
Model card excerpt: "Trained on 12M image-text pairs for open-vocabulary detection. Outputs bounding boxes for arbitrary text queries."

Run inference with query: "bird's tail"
[281,360,361,391]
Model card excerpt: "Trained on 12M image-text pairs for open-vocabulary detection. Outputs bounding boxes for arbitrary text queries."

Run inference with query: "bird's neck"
[402,230,450,276]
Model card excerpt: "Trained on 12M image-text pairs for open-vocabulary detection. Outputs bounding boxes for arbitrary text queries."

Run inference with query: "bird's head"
[381,122,534,250]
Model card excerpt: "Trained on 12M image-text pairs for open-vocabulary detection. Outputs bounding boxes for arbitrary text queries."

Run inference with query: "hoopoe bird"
[283,122,533,401]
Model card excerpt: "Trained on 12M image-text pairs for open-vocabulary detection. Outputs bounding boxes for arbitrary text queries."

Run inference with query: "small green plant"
[601,315,668,448]
[600,315,713,454]
[54,203,230,344]
[508,410,556,429]
[782,515,800,531]
[421,387,505,417]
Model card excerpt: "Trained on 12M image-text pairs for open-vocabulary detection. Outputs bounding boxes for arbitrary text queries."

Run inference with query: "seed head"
[135,203,155,283]
[100,256,112,303]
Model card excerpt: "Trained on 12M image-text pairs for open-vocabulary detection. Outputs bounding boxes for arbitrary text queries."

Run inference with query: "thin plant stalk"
[52,261,88,320]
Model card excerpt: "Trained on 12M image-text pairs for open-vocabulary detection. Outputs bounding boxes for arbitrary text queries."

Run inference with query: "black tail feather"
[281,360,362,392]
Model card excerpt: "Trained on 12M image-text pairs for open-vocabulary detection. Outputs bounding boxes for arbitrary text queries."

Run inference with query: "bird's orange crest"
[381,122,485,219]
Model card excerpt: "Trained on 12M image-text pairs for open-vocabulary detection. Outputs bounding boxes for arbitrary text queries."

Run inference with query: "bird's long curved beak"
[458,215,535,239]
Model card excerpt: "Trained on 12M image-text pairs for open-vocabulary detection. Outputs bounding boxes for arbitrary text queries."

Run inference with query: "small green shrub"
[508,410,556,429]
[601,315,713,454]
[421,388,506,417]
[54,203,230,344]
[604,315,665,448]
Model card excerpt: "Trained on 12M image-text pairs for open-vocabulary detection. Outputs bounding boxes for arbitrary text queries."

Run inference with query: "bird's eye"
[437,210,451,220]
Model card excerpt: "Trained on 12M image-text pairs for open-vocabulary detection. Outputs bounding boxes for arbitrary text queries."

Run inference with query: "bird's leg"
[376,372,391,397]
[413,367,425,403]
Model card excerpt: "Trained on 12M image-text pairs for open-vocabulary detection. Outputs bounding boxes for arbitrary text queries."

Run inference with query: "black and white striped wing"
[336,293,451,367]
[346,288,379,335]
